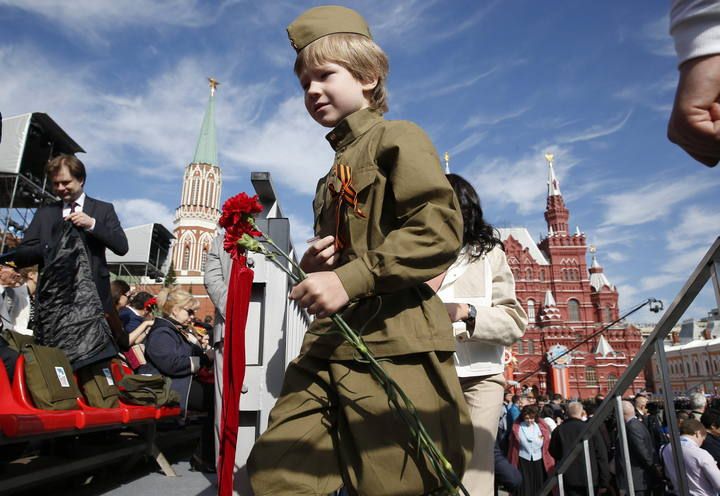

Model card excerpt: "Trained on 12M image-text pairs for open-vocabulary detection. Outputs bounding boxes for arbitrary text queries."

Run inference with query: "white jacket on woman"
[437,245,527,377]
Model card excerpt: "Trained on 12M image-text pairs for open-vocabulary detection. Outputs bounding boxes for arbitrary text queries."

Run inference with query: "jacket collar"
[326,108,383,151]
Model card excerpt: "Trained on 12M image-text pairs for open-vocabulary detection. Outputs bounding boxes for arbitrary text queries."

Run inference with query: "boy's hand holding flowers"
[289,271,349,319]
[300,235,339,273]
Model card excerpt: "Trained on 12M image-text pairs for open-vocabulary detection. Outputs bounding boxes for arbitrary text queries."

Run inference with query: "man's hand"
[668,54,720,167]
[299,235,338,273]
[66,211,96,230]
[289,271,349,318]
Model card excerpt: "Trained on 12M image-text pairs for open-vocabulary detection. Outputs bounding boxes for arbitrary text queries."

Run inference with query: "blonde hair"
[294,33,389,113]
[156,288,199,317]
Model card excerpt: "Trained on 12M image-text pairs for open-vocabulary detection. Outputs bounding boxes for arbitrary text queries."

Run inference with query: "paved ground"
[2,426,512,495]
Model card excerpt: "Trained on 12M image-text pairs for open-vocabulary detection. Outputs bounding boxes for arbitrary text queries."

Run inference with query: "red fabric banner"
[218,257,254,496]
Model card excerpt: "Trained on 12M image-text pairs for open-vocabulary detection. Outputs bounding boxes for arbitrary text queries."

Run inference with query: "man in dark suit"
[617,400,659,496]
[549,401,610,495]
[10,154,129,366]
[13,154,128,314]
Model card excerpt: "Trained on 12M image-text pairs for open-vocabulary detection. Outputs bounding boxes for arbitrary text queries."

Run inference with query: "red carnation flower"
[220,193,263,260]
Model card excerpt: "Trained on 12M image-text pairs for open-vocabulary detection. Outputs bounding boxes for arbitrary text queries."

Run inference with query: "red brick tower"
[499,153,644,398]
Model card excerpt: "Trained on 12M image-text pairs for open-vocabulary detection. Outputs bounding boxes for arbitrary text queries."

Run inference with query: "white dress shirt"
[62,192,95,231]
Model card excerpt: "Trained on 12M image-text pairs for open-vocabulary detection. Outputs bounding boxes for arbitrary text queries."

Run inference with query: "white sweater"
[437,245,527,377]
[671,0,720,64]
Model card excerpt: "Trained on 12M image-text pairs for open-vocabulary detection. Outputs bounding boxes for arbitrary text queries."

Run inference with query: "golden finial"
[544,152,554,165]
[444,151,450,174]
[208,77,220,96]
[589,244,597,254]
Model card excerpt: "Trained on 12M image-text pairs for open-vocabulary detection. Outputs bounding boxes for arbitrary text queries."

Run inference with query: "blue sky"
[0,0,718,323]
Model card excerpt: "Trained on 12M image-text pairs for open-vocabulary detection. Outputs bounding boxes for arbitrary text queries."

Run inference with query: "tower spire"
[444,151,450,174]
[543,152,569,235]
[545,152,561,197]
[192,78,219,166]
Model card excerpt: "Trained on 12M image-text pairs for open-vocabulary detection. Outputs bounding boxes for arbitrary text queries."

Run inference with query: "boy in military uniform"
[247,6,473,495]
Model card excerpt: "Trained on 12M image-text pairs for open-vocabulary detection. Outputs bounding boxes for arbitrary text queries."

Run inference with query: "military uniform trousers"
[247,351,473,496]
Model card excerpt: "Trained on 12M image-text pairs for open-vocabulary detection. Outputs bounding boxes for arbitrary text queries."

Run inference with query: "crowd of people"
[492,390,720,495]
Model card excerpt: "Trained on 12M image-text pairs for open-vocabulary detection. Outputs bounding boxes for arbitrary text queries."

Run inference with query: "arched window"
[539,270,545,281]
[586,367,597,386]
[527,340,535,354]
[182,245,191,270]
[567,299,581,321]
[607,374,617,390]
[603,307,612,323]
[527,300,536,320]
[201,247,209,271]
[191,176,200,204]
[525,268,533,280]
[695,361,699,376]
[516,341,523,354]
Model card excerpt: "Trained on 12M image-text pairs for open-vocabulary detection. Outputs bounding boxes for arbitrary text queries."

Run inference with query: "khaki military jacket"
[301,108,463,359]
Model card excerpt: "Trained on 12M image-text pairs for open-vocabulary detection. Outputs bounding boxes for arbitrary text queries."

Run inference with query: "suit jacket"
[203,234,231,346]
[617,417,657,492]
[549,417,610,489]
[13,196,128,313]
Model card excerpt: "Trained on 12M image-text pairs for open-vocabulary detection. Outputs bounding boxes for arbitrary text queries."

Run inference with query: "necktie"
[70,202,78,213]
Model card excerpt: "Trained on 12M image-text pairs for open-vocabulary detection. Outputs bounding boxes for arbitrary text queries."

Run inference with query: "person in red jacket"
[508,404,555,496]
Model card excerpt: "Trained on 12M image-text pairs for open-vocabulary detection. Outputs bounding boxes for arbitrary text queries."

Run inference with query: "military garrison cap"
[287,5,372,53]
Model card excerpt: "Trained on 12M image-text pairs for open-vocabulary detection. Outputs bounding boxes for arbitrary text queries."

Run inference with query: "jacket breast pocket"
[351,166,377,210]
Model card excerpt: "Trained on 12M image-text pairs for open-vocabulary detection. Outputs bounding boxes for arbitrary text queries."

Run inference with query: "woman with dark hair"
[430,173,527,495]
[508,404,554,495]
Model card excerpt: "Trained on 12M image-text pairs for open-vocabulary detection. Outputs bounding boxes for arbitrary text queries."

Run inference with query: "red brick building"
[499,155,644,399]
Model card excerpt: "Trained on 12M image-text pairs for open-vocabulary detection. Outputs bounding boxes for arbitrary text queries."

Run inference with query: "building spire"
[444,151,450,174]
[589,245,613,291]
[545,152,561,197]
[192,78,219,166]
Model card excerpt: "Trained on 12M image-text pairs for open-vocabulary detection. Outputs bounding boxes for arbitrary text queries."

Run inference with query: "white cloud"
[600,173,720,227]
[427,1,499,42]
[557,110,633,144]
[114,198,175,231]
[606,251,628,263]
[613,73,677,112]
[462,144,578,215]
[287,213,315,254]
[424,68,501,99]
[222,97,333,195]
[0,44,327,197]
[0,0,237,44]
[450,131,486,157]
[641,15,675,57]
[464,105,532,129]
[666,205,720,252]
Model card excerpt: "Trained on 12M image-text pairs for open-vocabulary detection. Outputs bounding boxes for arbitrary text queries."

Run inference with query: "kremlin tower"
[171,78,223,285]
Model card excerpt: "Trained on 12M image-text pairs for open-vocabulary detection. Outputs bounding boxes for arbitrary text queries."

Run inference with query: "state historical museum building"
[498,155,644,399]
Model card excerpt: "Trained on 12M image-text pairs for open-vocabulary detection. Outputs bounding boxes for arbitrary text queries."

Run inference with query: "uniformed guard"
[247,6,473,495]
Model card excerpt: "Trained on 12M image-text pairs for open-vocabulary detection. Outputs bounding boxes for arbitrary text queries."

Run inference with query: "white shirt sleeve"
[699,447,720,492]
[671,0,720,65]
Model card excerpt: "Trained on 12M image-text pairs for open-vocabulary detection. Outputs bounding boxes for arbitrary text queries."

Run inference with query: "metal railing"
[539,236,720,496]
